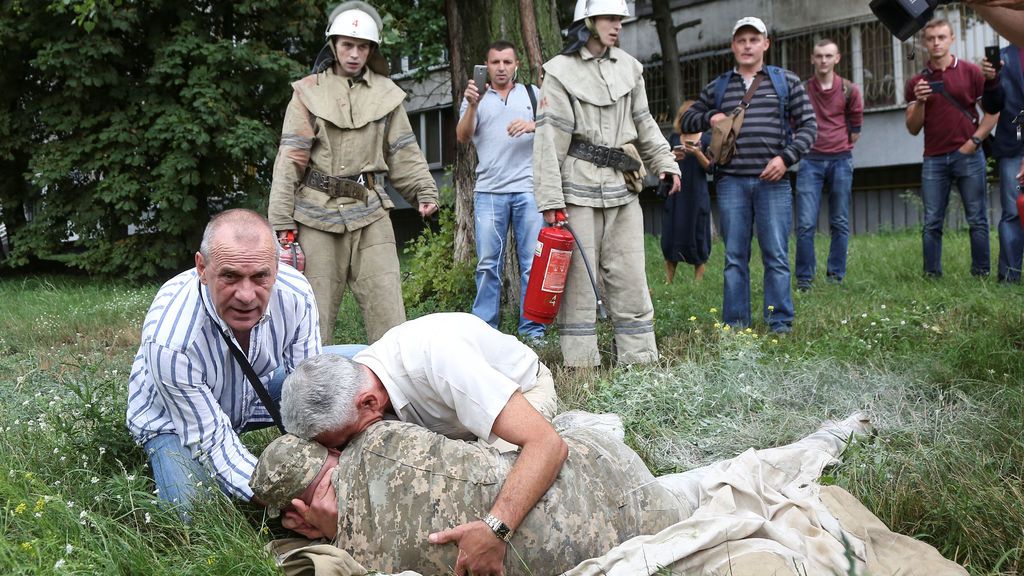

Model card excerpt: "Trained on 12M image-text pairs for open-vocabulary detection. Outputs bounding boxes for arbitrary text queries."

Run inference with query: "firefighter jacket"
[268,68,438,234]
[533,46,679,212]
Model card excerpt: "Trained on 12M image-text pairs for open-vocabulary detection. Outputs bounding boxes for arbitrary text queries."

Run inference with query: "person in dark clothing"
[663,101,712,283]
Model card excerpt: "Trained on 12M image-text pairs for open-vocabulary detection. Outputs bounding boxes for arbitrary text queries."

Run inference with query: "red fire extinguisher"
[523,211,605,324]
[279,230,306,272]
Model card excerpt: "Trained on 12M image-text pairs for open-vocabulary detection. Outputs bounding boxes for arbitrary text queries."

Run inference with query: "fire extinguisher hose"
[562,222,607,320]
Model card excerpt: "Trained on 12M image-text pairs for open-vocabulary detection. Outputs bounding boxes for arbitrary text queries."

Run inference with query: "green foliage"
[0,1,324,279]
[401,207,476,316]
[375,0,448,78]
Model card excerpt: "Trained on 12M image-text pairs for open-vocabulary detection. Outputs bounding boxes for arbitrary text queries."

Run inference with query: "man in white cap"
[682,16,816,333]
[532,0,681,367]
[268,1,438,345]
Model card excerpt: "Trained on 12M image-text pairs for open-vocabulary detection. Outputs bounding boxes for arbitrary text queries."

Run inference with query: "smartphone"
[472,65,488,90]
[927,80,944,94]
[985,45,1002,74]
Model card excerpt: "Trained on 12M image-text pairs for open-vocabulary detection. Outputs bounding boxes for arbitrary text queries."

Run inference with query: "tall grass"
[0,229,1021,574]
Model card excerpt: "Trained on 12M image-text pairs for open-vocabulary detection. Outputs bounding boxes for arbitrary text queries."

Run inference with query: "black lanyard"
[198,278,286,433]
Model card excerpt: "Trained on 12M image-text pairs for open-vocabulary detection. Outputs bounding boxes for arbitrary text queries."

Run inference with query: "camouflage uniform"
[533,46,680,366]
[268,66,438,344]
[252,421,686,576]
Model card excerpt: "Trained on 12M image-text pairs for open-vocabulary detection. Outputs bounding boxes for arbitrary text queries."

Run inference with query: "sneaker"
[796,280,812,292]
[522,334,549,347]
[826,273,842,285]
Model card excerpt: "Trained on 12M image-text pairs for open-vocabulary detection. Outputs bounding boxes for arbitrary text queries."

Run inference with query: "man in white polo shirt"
[456,40,546,343]
[280,312,564,576]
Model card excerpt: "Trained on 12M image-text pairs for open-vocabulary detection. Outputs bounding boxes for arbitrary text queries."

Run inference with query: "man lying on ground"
[251,412,966,576]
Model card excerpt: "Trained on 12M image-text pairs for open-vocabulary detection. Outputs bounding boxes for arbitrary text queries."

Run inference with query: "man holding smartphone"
[795,39,864,291]
[455,40,546,343]
[987,42,1024,282]
[904,19,1000,278]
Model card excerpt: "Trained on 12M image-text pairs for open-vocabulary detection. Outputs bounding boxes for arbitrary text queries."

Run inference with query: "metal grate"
[861,19,898,108]
[776,26,854,84]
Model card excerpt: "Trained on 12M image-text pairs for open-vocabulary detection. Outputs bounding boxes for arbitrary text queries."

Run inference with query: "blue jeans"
[144,343,367,515]
[716,175,794,331]
[920,150,990,276]
[796,157,853,282]
[472,191,545,339]
[997,156,1024,282]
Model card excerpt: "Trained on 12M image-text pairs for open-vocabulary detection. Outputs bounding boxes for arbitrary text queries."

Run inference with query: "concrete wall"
[623,0,875,61]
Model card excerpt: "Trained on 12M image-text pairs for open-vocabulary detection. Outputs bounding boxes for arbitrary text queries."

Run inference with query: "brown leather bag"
[708,75,763,166]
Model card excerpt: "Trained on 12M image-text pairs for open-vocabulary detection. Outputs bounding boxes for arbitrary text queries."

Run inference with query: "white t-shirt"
[354,313,539,443]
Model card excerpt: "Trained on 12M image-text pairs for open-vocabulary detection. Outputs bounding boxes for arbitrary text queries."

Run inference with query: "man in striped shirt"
[126,209,325,513]
[682,17,816,333]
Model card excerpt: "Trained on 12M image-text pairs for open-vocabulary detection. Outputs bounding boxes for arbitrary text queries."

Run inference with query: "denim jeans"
[472,191,546,339]
[997,156,1024,282]
[920,149,990,276]
[716,175,794,331]
[144,343,367,515]
[796,157,853,282]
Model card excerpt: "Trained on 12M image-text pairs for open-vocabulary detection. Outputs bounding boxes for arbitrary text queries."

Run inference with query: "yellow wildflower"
[14,502,27,515]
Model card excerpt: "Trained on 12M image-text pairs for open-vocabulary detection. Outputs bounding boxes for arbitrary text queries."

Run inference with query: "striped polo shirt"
[683,68,817,177]
[126,264,321,500]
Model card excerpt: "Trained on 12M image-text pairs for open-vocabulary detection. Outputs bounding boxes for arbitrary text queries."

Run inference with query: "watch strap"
[970,135,983,146]
[482,513,513,542]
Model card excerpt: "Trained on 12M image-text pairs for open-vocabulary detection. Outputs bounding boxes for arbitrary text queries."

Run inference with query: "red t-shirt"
[807,74,864,155]
[904,56,985,157]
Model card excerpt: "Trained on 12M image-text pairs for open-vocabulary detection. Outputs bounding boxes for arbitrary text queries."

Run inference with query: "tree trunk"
[444,0,562,319]
[652,0,682,118]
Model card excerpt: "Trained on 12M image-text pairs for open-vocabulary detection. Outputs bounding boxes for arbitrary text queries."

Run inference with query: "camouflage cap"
[250,434,329,518]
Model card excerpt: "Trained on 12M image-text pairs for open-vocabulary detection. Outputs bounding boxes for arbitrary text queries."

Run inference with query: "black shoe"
[797,280,812,292]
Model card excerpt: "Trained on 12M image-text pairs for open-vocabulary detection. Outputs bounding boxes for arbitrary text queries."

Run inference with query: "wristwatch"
[970,135,983,147]
[482,513,514,542]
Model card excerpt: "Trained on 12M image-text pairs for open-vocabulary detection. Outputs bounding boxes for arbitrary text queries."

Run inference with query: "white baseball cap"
[732,16,768,36]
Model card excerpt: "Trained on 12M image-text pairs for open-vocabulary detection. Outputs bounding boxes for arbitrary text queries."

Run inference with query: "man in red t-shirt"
[796,38,864,291]
[904,19,999,277]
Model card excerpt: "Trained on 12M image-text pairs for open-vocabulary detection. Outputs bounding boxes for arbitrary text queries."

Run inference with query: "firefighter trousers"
[557,201,658,366]
[298,217,405,345]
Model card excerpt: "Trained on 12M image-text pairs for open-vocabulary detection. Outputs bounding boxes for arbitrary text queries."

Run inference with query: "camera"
[869,0,954,41]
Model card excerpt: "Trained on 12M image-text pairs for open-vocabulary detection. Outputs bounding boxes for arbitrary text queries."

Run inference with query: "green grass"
[0,229,1022,574]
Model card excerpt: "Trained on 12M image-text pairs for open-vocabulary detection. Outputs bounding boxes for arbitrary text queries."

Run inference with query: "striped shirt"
[126,265,321,500]
[682,68,817,177]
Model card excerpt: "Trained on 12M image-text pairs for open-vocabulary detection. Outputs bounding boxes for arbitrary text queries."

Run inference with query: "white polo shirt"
[354,313,539,443]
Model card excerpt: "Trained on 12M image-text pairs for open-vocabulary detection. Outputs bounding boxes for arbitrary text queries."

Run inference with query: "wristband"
[482,513,513,543]
[971,136,983,147]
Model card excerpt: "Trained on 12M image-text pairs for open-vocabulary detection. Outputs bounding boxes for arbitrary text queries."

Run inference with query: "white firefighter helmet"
[573,0,631,23]
[326,4,382,45]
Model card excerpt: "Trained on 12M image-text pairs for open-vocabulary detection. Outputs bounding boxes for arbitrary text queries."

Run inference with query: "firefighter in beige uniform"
[268,2,438,344]
[533,0,680,367]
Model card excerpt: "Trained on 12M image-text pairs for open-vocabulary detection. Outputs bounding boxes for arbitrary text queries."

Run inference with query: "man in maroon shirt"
[904,19,999,278]
[796,39,864,291]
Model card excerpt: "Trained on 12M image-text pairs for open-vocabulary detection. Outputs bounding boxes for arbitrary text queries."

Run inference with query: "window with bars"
[409,106,455,169]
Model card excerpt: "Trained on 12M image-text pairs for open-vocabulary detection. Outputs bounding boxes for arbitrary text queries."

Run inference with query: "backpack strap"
[713,71,733,111]
[765,65,792,144]
[525,83,538,121]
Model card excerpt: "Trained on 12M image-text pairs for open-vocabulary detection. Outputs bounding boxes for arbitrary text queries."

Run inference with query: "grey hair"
[281,354,373,439]
[199,208,280,262]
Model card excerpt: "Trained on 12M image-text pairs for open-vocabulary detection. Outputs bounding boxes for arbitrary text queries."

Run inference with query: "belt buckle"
[593,145,610,167]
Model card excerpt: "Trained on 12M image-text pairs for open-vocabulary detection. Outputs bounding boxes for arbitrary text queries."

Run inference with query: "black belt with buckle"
[303,168,377,201]
[567,140,641,172]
